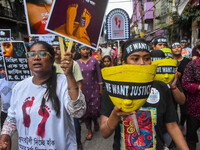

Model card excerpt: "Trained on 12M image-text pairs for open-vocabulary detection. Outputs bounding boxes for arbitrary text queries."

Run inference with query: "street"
[8,118,200,150]
[0,102,199,150]
[9,118,114,150]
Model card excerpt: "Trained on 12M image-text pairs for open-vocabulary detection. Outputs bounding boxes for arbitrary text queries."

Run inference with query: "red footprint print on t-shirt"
[22,97,35,128]
[37,105,51,138]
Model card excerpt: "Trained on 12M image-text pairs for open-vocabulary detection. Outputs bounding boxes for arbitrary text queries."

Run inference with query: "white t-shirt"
[101,47,113,56]
[8,74,77,150]
[0,78,18,113]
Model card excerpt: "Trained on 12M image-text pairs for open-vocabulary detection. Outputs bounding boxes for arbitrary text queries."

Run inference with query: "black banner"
[104,80,152,100]
[2,42,31,81]
[156,66,176,74]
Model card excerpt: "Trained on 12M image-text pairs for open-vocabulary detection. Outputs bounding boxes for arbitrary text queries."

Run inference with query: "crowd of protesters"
[0,35,200,150]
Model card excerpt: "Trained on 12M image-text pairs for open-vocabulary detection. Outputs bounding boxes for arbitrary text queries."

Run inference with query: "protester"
[52,39,84,150]
[180,39,192,58]
[171,42,191,135]
[92,47,104,64]
[182,42,200,150]
[152,37,168,50]
[100,41,113,57]
[100,38,188,150]
[102,55,112,68]
[77,45,103,140]
[53,39,83,89]
[0,66,18,129]
[192,39,200,60]
[0,41,86,149]
[151,48,186,149]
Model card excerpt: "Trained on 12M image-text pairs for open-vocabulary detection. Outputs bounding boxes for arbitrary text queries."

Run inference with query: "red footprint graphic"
[118,20,121,29]
[22,97,35,128]
[115,16,118,25]
[37,105,51,138]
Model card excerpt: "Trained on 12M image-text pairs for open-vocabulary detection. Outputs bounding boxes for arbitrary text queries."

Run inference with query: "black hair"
[102,55,111,62]
[30,41,60,117]
[101,55,111,68]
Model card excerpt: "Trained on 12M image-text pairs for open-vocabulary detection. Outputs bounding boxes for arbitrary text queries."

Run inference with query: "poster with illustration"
[106,8,130,40]
[23,0,53,36]
[121,108,156,150]
[0,29,11,67]
[46,0,108,50]
[1,41,31,81]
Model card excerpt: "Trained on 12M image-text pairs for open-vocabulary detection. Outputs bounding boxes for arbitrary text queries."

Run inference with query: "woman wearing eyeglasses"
[0,41,86,150]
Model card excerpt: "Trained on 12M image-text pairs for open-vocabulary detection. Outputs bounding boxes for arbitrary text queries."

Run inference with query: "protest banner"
[106,8,130,41]
[29,35,56,45]
[1,41,31,81]
[0,29,11,42]
[46,0,108,50]
[0,29,11,68]
[23,0,53,36]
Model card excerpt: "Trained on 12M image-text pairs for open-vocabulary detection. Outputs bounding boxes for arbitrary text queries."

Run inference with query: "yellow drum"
[101,64,157,112]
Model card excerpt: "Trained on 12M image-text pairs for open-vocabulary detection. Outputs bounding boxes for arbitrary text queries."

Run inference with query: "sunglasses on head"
[26,51,52,58]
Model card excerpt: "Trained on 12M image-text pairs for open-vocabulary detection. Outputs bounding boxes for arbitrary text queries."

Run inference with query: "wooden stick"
[117,40,120,55]
[58,36,65,58]
[67,40,74,52]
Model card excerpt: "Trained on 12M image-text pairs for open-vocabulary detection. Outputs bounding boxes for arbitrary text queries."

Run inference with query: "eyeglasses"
[26,51,52,58]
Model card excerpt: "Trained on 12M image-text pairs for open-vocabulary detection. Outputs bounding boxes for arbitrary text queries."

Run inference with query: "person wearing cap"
[171,42,191,136]
[151,48,186,148]
[77,45,103,140]
[152,37,168,50]
[180,39,192,58]
[100,38,189,150]
[52,40,84,150]
[100,41,113,57]
[53,40,83,89]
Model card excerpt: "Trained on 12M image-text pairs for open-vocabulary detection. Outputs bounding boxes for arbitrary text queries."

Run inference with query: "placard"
[46,0,108,50]
[29,35,56,45]
[23,0,53,36]
[0,29,11,68]
[106,8,130,40]
[0,29,11,42]
[1,41,31,81]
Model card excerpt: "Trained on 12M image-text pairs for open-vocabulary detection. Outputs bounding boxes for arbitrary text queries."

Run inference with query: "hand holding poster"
[1,41,31,81]
[46,0,108,50]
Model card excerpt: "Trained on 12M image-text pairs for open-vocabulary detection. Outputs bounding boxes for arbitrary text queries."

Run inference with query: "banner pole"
[58,36,65,58]
[67,40,74,52]
[117,40,120,54]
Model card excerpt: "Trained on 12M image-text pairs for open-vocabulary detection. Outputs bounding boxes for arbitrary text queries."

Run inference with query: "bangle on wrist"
[68,86,78,90]
[106,118,114,130]
[171,85,177,90]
